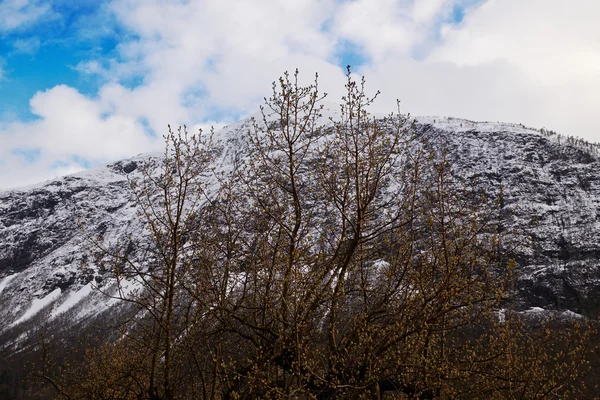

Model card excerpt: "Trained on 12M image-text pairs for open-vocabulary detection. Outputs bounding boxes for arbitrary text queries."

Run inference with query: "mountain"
[1,113,599,358]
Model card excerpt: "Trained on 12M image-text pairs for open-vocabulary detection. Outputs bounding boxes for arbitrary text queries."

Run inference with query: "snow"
[524,307,546,314]
[0,274,17,295]
[415,116,543,136]
[52,283,94,317]
[498,309,506,323]
[118,277,145,297]
[11,288,61,326]
[103,277,144,308]
[561,310,585,319]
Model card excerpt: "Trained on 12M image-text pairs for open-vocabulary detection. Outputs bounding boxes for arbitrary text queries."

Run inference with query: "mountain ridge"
[1,113,600,354]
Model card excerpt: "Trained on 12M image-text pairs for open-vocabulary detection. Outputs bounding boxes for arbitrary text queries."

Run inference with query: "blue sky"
[0,1,120,121]
[1,0,599,189]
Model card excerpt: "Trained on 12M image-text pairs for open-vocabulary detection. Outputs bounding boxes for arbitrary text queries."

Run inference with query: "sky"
[1,0,599,189]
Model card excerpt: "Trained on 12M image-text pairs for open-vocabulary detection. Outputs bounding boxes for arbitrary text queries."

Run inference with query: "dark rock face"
[1,115,600,350]
[416,119,600,316]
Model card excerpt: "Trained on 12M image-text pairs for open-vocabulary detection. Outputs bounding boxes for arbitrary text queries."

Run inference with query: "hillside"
[1,112,600,396]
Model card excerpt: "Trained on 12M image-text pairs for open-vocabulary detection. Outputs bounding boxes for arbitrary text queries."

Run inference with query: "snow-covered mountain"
[1,113,600,354]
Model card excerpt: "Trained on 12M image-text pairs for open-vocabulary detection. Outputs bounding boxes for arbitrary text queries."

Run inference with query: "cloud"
[0,85,158,189]
[0,0,51,32]
[74,60,108,76]
[61,0,352,145]
[331,0,600,142]
[431,0,600,86]
[12,37,41,54]
[367,67,600,148]
[421,0,600,138]
[106,0,343,112]
[330,0,469,61]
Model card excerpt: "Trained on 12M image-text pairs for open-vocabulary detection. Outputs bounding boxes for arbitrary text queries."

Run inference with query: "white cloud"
[420,0,600,139]
[0,0,51,32]
[331,0,463,61]
[340,0,600,142]
[0,85,158,189]
[73,60,105,75]
[363,59,551,123]
[432,0,600,86]
[28,85,156,157]
[106,0,343,115]
[412,0,454,23]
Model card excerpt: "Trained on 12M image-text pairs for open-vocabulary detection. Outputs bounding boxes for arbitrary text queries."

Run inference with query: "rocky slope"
[420,117,600,316]
[1,114,600,355]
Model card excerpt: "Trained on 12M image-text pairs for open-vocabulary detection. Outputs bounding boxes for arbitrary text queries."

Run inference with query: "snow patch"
[524,307,546,314]
[11,288,61,326]
[0,274,17,295]
[52,283,93,317]
[415,116,542,136]
[498,309,506,324]
[561,310,585,320]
